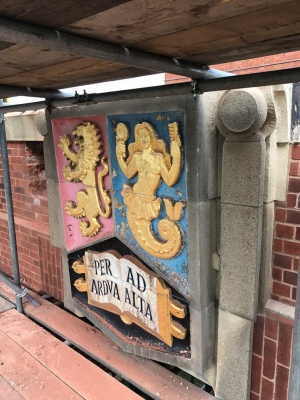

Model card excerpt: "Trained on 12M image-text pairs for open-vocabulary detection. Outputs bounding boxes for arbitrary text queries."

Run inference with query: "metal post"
[288,256,300,400]
[0,85,74,99]
[0,271,40,307]
[0,101,23,312]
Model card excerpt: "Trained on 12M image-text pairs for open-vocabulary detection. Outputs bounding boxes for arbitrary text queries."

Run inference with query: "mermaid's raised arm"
[115,123,137,179]
[160,122,182,186]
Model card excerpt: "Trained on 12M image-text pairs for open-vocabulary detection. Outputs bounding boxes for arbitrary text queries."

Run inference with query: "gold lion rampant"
[115,121,186,259]
[58,122,112,237]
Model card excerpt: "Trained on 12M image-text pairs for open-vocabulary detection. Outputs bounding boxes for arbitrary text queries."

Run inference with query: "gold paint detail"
[58,122,111,237]
[115,121,186,259]
[170,299,187,319]
[74,278,88,292]
[72,260,86,274]
[171,321,187,340]
[71,251,187,347]
[120,315,133,325]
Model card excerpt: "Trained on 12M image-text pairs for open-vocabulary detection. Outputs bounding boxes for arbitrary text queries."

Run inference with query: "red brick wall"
[0,142,63,301]
[272,144,300,306]
[250,144,299,400]
[212,51,300,75]
[165,51,300,79]
[251,313,293,400]
[164,73,191,84]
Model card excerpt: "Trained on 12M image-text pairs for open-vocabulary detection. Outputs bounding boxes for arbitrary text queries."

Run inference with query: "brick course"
[272,145,300,305]
[0,142,63,301]
[212,51,300,75]
[251,144,299,399]
[251,315,293,400]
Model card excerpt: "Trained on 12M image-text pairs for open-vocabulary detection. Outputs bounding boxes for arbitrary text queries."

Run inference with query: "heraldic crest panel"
[49,95,216,378]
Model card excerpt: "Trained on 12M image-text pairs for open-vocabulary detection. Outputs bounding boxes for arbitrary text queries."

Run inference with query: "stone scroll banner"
[72,251,187,346]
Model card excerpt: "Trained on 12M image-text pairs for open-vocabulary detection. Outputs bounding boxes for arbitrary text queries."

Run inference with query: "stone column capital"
[217,88,269,138]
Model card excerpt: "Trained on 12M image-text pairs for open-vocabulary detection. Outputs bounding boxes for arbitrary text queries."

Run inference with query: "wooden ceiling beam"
[0,16,231,80]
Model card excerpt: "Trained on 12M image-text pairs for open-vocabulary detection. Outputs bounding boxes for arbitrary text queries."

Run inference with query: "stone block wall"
[0,141,63,300]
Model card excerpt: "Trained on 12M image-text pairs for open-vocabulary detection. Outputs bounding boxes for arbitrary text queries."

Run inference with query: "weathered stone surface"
[188,200,217,311]
[189,304,216,387]
[264,132,278,203]
[258,202,274,313]
[262,97,290,203]
[273,84,292,143]
[219,203,263,320]
[217,134,225,198]
[265,299,295,322]
[215,309,253,400]
[276,142,290,201]
[34,109,47,136]
[44,111,58,181]
[218,88,268,137]
[46,178,65,249]
[187,92,220,202]
[221,137,266,207]
[5,112,44,141]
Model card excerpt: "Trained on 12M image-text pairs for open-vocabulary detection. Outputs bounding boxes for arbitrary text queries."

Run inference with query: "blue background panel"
[107,111,189,297]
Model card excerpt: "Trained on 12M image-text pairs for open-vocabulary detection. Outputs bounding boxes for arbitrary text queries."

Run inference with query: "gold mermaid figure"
[115,121,186,259]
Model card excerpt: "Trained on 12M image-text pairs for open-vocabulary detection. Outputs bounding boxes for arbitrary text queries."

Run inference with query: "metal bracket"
[73,90,95,105]
[190,80,203,98]
[45,98,55,114]
[16,287,29,298]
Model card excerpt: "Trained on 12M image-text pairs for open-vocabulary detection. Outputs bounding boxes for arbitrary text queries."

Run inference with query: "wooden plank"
[23,295,216,400]
[0,1,299,88]
[63,0,297,46]
[0,58,150,89]
[0,282,20,305]
[0,44,72,75]
[0,297,14,313]
[0,375,25,400]
[0,330,84,400]
[0,309,142,400]
[0,42,12,51]
[0,1,132,29]
[135,1,300,61]
[190,33,300,65]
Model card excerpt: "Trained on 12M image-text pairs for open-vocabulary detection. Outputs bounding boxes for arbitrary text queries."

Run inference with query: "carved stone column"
[215,88,278,400]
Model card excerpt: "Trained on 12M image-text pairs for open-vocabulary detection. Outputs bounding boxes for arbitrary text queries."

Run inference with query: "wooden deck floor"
[0,285,216,400]
[0,308,142,400]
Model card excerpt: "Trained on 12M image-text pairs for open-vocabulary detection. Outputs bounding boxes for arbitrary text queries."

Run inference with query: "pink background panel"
[52,116,114,252]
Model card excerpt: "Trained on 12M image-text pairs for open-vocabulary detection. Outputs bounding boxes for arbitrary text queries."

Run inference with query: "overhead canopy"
[0,0,300,97]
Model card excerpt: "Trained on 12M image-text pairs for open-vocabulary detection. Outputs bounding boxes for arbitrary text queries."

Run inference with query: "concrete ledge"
[265,299,295,326]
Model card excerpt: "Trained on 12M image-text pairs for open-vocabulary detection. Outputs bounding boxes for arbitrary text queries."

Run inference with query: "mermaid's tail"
[126,210,184,259]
